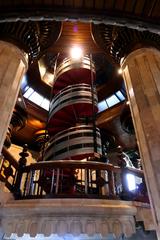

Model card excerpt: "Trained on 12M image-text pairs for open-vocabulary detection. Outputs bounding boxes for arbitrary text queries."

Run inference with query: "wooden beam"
[97,102,124,127]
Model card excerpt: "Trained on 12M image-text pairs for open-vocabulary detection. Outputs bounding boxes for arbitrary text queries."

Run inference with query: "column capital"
[121,47,160,67]
[0,41,28,69]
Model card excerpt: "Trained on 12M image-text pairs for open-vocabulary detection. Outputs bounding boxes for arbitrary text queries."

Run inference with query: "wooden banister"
[0,150,147,202]
[2,146,19,169]
[0,147,19,192]
[23,160,121,172]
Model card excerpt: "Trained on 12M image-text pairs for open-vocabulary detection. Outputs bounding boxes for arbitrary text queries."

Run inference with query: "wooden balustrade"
[0,147,19,191]
[0,149,147,202]
[17,160,146,201]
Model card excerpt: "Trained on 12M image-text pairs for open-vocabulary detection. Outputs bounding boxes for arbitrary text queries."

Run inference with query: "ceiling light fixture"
[70,46,83,60]
[118,68,123,74]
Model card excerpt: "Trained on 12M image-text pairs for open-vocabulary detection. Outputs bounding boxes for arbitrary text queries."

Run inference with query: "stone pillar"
[0,41,28,152]
[121,47,160,239]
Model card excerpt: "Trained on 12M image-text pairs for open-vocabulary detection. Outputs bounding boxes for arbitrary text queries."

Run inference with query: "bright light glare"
[126,173,136,191]
[70,46,83,60]
[118,68,123,74]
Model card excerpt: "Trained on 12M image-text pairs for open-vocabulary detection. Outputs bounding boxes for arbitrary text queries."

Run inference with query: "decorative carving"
[112,220,123,239]
[29,221,39,237]
[0,199,138,239]
[100,220,109,237]
[85,220,96,236]
[123,220,135,238]
[41,220,53,236]
[70,220,82,236]
[1,216,136,239]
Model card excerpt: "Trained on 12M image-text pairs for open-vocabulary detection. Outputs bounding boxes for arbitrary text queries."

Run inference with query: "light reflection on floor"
[4,233,117,240]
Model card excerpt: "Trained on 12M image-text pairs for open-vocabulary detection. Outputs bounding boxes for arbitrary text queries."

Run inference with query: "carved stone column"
[121,47,160,238]
[0,41,28,152]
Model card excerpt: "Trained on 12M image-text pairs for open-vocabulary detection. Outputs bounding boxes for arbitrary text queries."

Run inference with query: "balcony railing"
[0,147,148,203]
[16,160,147,202]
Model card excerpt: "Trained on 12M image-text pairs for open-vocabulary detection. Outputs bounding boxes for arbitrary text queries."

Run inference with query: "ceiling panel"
[151,0,160,17]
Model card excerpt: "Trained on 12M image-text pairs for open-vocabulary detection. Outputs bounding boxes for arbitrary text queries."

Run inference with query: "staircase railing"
[0,147,19,191]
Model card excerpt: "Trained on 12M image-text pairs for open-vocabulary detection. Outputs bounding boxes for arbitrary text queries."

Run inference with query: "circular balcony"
[44,125,102,161]
[53,56,96,95]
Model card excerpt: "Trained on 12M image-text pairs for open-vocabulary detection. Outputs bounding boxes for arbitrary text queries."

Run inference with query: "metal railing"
[44,125,102,161]
[54,56,96,84]
[49,84,98,119]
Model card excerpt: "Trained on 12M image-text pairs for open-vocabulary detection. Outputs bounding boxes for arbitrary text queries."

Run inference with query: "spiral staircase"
[45,55,102,161]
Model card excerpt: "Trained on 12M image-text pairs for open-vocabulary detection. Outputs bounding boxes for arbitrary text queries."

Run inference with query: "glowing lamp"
[118,68,123,74]
[70,46,83,60]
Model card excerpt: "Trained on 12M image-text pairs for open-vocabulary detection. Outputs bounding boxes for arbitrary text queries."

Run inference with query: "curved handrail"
[54,56,96,83]
[23,160,144,176]
[49,84,97,116]
[2,147,19,169]
[48,125,101,145]
[51,83,96,107]
[24,160,118,171]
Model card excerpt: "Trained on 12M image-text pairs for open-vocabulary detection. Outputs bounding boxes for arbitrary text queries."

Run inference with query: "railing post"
[0,154,4,172]
[13,144,28,198]
[108,170,116,198]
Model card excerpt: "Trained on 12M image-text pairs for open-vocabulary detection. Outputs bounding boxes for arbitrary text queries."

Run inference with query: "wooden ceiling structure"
[0,0,159,33]
[1,0,160,150]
